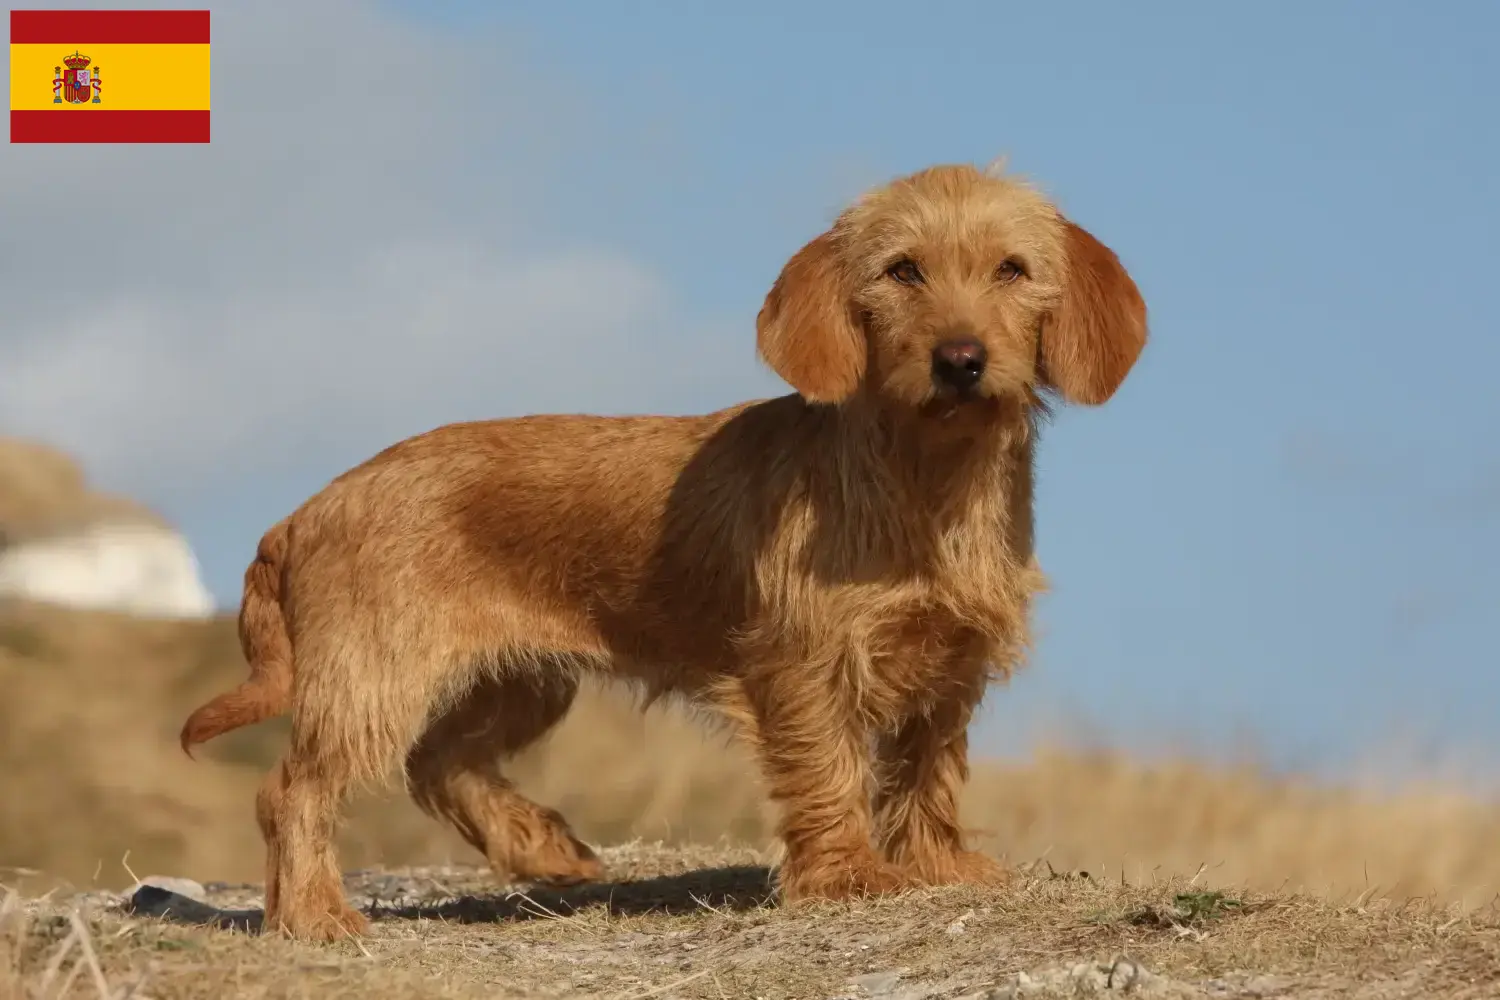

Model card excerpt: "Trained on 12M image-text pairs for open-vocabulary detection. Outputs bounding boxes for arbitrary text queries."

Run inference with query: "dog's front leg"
[872,675,1010,888]
[738,664,914,904]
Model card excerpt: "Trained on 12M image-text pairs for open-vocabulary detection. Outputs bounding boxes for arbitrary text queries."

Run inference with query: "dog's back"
[181,399,807,751]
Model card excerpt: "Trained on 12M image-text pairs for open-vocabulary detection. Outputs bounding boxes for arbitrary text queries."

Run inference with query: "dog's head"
[756,164,1147,422]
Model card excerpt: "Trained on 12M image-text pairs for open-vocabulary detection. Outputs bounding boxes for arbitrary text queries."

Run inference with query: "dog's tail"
[180,518,295,756]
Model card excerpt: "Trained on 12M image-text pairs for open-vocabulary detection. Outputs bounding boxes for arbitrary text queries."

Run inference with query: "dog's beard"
[918,388,1003,423]
[868,368,1014,425]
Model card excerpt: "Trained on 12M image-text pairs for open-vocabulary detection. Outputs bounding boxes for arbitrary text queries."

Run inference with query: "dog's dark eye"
[886,258,924,285]
[995,259,1027,283]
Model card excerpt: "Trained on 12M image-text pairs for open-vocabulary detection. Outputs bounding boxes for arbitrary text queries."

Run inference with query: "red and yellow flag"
[10,9,210,143]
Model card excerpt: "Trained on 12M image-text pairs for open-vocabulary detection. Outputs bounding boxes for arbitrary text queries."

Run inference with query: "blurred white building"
[0,439,215,619]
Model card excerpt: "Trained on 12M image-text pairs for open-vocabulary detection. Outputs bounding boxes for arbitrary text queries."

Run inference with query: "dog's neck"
[836,390,1037,509]
[789,390,1039,592]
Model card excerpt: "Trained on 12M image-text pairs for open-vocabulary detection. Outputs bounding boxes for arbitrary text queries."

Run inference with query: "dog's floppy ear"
[756,230,865,404]
[1039,219,1148,405]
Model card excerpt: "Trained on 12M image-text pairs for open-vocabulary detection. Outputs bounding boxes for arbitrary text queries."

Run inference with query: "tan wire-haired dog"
[181,162,1147,941]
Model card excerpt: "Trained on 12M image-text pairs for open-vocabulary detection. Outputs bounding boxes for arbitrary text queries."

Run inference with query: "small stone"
[849,970,904,996]
[945,908,976,935]
[988,958,1196,998]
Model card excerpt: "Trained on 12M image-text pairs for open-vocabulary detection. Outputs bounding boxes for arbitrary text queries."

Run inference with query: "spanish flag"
[10,9,210,143]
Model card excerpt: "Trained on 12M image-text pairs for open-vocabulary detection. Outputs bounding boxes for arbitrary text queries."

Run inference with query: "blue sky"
[4,1,1496,785]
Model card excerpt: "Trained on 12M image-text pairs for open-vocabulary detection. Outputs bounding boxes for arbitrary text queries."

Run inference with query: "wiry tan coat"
[181,162,1148,941]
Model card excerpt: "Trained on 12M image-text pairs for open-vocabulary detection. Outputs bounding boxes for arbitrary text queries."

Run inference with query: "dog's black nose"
[931,339,987,391]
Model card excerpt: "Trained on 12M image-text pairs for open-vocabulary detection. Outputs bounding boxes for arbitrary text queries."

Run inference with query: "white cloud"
[0,0,744,500]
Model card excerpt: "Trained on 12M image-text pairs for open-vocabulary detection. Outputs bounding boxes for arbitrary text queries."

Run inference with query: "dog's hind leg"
[262,638,451,940]
[259,745,369,941]
[405,667,602,885]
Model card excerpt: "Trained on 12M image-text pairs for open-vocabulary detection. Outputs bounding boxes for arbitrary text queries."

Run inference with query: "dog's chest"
[872,605,979,669]
[842,584,1030,720]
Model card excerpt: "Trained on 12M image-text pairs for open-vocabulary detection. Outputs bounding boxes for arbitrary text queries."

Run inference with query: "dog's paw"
[265,902,370,942]
[894,851,1014,887]
[779,854,916,903]
[936,851,1008,887]
[505,834,606,886]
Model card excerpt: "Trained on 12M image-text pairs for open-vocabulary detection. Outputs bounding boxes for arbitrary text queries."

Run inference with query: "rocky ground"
[4,843,1498,999]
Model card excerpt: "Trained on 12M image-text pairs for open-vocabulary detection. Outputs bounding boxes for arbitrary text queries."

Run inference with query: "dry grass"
[2,844,1498,999]
[4,600,1500,996]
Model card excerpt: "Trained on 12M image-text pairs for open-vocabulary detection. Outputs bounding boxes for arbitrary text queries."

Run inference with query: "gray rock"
[848,968,941,998]
[977,956,1204,998]
[849,969,907,995]
[945,908,977,936]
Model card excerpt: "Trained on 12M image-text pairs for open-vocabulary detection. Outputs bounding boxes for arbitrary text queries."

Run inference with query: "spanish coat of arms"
[52,52,102,104]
